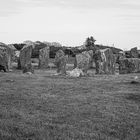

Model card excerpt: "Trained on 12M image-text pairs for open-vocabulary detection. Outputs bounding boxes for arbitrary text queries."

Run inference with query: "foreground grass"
[0,69,140,140]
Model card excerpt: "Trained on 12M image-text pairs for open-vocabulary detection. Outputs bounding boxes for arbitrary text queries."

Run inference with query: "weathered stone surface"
[18,45,33,70]
[115,51,126,74]
[67,68,84,77]
[0,43,16,71]
[119,58,140,74]
[38,47,49,69]
[7,44,16,70]
[74,50,93,73]
[130,47,139,58]
[94,48,116,74]
[0,47,8,72]
[23,63,34,74]
[54,50,67,75]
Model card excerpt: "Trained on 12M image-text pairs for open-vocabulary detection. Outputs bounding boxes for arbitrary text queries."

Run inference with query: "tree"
[85,36,96,49]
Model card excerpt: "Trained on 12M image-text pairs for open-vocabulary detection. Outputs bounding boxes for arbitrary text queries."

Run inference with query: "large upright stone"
[18,44,33,71]
[94,48,116,74]
[23,63,34,74]
[119,58,140,74]
[74,50,93,74]
[38,47,49,69]
[130,47,139,58]
[0,43,16,71]
[0,47,8,72]
[54,50,67,75]
[7,44,16,70]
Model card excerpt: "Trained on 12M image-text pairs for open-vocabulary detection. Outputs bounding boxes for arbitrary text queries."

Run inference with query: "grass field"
[0,68,140,140]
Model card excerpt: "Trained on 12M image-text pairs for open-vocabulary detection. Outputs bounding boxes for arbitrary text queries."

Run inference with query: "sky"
[0,0,140,50]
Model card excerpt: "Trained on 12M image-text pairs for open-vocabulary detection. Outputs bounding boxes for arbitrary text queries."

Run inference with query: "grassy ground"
[0,67,140,140]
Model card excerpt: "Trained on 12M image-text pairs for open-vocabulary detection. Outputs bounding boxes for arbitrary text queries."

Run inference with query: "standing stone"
[94,48,116,74]
[23,63,34,74]
[54,50,67,75]
[0,43,16,71]
[74,50,93,74]
[0,47,8,72]
[18,44,33,73]
[130,47,139,58]
[119,58,140,74]
[38,47,49,69]
[7,44,16,71]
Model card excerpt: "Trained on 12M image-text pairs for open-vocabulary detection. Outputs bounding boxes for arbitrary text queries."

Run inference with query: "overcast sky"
[0,0,140,50]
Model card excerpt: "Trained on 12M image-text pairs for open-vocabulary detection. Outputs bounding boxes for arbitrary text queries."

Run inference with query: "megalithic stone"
[19,45,33,70]
[0,43,16,71]
[38,47,50,69]
[119,58,140,74]
[54,50,67,75]
[0,47,8,72]
[74,50,93,74]
[130,47,139,58]
[23,63,34,74]
[94,48,116,74]
[6,44,16,71]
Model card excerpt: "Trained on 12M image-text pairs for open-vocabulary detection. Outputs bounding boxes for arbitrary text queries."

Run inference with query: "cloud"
[1,0,140,49]
[121,0,140,9]
[0,0,26,16]
[28,0,123,10]
[1,0,140,17]
[0,0,40,16]
[29,0,140,11]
